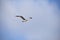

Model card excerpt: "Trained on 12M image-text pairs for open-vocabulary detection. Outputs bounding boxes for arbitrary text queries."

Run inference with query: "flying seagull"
[16,15,32,22]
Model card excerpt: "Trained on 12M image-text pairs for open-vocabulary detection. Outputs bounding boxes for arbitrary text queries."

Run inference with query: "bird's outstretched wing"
[16,16,26,20]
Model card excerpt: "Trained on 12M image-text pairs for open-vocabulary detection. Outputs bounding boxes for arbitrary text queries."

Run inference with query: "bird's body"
[16,15,32,22]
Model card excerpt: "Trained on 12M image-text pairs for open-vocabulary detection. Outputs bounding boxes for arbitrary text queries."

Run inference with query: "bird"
[16,15,32,22]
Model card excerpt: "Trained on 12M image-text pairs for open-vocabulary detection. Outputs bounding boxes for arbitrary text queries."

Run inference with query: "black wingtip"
[16,15,21,17]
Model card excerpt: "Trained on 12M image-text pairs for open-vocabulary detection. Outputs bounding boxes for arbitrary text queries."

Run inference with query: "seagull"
[16,15,32,22]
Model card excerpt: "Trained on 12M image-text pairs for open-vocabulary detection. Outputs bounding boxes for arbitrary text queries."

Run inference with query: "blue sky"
[49,0,60,9]
[1,0,60,40]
